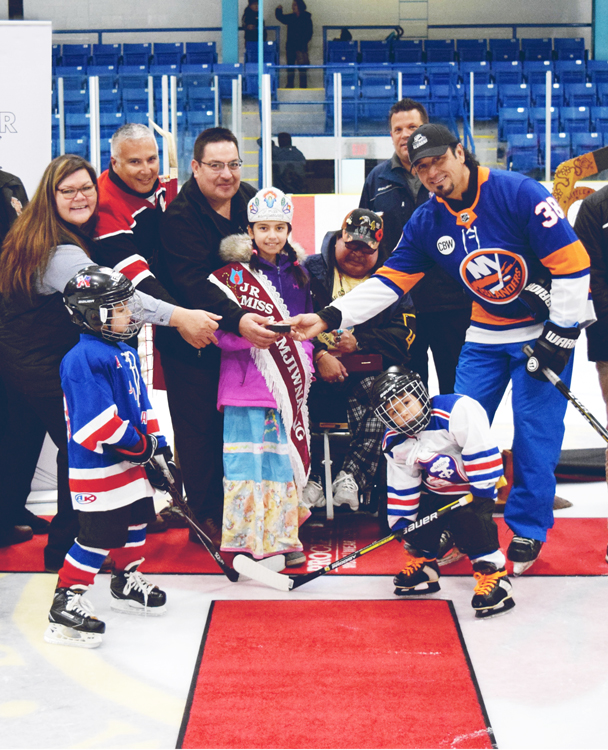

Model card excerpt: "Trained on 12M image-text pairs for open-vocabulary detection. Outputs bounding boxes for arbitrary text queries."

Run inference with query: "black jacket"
[360,155,470,314]
[275,8,313,51]
[304,231,416,369]
[155,176,256,367]
[574,186,608,361]
[0,170,28,246]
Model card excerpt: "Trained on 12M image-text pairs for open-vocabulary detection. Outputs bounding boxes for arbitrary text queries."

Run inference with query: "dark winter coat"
[0,170,28,246]
[360,155,471,314]
[155,175,256,367]
[304,231,416,369]
[574,185,608,361]
[275,8,313,52]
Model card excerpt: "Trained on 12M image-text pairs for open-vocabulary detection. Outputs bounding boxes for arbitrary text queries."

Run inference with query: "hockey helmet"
[63,265,145,342]
[371,366,431,436]
[247,187,294,224]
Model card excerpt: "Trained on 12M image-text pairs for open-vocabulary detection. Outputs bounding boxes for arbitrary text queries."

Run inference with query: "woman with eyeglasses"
[0,154,207,567]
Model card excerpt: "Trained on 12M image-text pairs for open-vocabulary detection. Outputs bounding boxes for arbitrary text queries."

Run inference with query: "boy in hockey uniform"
[45,266,169,648]
[371,366,514,618]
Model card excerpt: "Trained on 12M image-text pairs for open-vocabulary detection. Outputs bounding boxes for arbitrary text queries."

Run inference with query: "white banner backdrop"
[0,21,51,198]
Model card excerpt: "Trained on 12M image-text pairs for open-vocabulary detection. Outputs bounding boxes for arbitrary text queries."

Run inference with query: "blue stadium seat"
[149,63,181,78]
[213,63,244,99]
[523,60,554,85]
[360,40,391,64]
[325,63,358,95]
[560,106,591,133]
[61,44,91,68]
[54,67,87,90]
[468,83,498,120]
[428,83,464,119]
[530,82,563,108]
[181,63,214,88]
[123,112,150,126]
[65,113,90,140]
[326,40,358,64]
[499,107,529,141]
[391,62,426,86]
[98,88,121,113]
[489,38,520,62]
[359,67,395,119]
[122,43,151,68]
[598,83,608,106]
[153,42,183,67]
[554,59,587,84]
[154,86,186,114]
[184,42,217,65]
[553,38,586,61]
[498,83,530,108]
[539,132,571,171]
[92,44,121,67]
[52,44,61,65]
[425,39,456,63]
[457,39,487,62]
[507,133,539,172]
[62,89,88,114]
[400,84,430,107]
[461,61,491,85]
[571,131,602,156]
[492,60,523,86]
[187,109,216,133]
[564,83,597,107]
[392,39,423,64]
[521,38,553,62]
[244,62,277,97]
[245,41,279,64]
[99,111,125,139]
[117,66,149,89]
[591,106,608,133]
[86,65,118,89]
[122,88,149,112]
[426,62,458,86]
[588,60,608,84]
[530,106,559,133]
[64,137,89,158]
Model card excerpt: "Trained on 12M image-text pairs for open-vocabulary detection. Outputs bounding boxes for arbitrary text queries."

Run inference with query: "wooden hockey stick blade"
[151,456,239,582]
[522,344,608,445]
[233,555,293,591]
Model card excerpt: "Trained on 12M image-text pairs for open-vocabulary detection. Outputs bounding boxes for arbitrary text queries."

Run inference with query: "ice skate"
[332,471,359,511]
[110,558,167,616]
[507,535,543,575]
[471,561,515,619]
[393,554,440,595]
[437,529,466,567]
[44,585,105,649]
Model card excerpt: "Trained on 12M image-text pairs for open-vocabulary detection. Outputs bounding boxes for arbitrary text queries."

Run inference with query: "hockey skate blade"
[233,555,293,591]
[474,597,516,619]
[44,623,102,649]
[512,559,537,576]
[437,549,466,567]
[110,599,167,616]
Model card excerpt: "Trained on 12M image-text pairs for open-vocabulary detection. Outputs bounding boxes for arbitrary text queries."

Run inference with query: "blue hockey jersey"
[332,168,593,344]
[382,394,503,530]
[60,333,167,512]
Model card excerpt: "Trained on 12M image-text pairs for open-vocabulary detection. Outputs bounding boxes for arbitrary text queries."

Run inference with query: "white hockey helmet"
[247,187,294,224]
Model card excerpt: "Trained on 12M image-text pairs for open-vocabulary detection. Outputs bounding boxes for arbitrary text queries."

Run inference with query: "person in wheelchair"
[302,209,416,511]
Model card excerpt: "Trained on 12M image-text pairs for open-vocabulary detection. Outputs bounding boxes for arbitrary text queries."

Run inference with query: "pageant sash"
[210,262,312,492]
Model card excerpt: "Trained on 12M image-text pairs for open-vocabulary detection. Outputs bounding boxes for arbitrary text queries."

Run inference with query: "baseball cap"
[407,123,460,166]
[341,208,383,251]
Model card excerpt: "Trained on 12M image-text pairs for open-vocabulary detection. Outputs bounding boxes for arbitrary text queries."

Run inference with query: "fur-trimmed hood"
[219,233,308,265]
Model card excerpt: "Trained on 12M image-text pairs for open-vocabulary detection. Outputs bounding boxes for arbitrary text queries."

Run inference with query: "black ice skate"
[44,585,105,648]
[110,558,167,616]
[437,529,466,567]
[507,535,543,576]
[471,561,515,619]
[393,555,440,596]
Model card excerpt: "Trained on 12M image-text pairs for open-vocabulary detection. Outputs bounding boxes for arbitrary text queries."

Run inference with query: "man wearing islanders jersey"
[290,123,594,575]
[371,366,512,618]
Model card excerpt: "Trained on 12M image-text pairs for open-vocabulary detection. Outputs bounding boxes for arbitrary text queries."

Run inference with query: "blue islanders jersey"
[332,168,593,344]
[381,394,503,530]
[60,333,167,513]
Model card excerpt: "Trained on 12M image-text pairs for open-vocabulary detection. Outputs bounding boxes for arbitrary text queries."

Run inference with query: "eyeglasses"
[198,159,243,173]
[56,184,96,199]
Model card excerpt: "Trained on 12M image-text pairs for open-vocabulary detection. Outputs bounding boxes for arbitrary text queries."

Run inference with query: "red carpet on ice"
[178,599,494,750]
[2,515,607,576]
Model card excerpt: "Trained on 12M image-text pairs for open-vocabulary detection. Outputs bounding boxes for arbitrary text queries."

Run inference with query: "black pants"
[161,353,225,524]
[407,307,471,394]
[286,47,309,88]
[406,491,499,560]
[0,382,77,567]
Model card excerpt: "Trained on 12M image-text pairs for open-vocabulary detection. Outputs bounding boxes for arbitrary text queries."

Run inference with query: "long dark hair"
[248,225,308,288]
[0,155,97,297]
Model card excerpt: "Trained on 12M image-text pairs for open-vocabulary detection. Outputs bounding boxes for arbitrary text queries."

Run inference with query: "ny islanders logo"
[460,249,528,305]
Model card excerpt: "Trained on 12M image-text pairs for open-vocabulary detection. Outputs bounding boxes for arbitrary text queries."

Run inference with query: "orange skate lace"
[473,568,506,595]
[400,556,436,576]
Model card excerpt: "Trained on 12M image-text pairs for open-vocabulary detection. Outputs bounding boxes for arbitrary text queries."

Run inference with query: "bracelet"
[315,350,329,363]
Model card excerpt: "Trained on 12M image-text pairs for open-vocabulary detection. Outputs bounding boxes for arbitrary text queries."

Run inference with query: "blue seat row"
[53,42,218,71]
[507,131,605,173]
[499,106,608,140]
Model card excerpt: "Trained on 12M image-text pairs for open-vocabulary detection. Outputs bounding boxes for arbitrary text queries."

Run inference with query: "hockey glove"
[518,275,551,323]
[145,446,176,491]
[112,429,158,465]
[526,320,579,381]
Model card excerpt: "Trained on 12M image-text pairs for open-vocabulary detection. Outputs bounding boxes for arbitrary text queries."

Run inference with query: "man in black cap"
[360,99,471,394]
[302,208,416,512]
[290,123,594,575]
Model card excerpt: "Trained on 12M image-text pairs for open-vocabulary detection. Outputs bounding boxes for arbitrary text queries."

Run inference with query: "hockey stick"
[150,455,239,582]
[522,344,608,444]
[233,493,475,592]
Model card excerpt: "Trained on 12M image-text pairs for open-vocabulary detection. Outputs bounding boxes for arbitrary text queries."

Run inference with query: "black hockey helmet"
[63,265,144,342]
[371,365,431,436]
